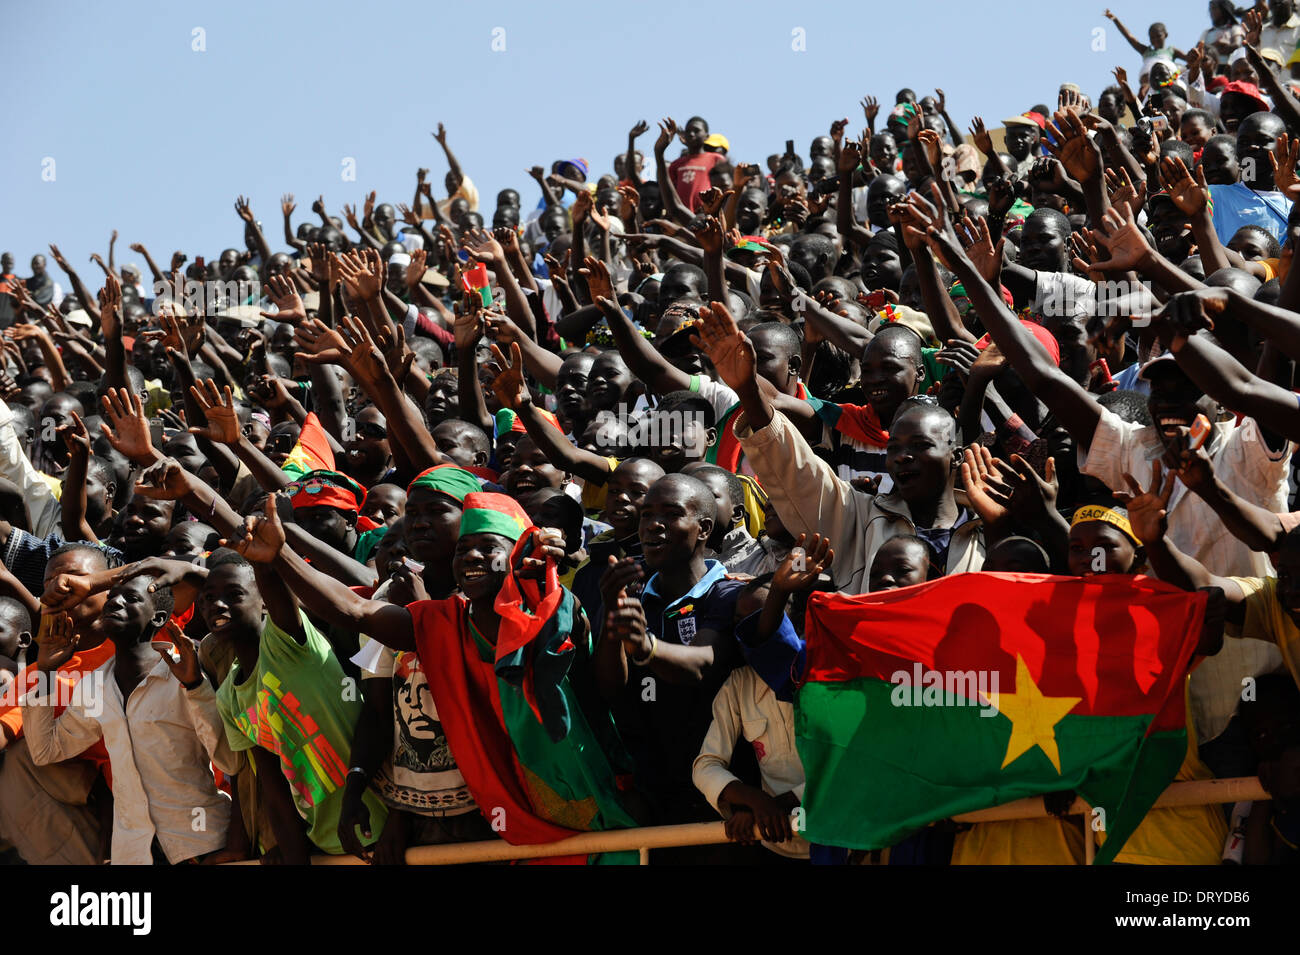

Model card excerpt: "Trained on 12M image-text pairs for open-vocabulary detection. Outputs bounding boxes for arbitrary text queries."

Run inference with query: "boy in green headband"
[229,490,638,861]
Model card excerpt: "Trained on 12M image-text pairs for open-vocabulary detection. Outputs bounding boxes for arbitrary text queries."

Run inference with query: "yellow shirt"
[579,457,622,516]
[951,817,1085,865]
[1228,575,1300,691]
[1102,680,1227,865]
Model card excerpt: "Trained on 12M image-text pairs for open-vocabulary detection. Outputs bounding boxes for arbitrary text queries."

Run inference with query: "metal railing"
[228,776,1267,865]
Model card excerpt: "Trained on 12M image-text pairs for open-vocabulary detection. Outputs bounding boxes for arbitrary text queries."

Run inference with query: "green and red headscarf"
[407,463,481,504]
[285,469,366,514]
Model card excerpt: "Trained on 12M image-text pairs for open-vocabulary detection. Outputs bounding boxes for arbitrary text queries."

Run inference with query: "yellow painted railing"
[228,776,1267,865]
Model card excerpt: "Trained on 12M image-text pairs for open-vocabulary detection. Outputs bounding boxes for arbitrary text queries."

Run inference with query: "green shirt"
[217,610,387,855]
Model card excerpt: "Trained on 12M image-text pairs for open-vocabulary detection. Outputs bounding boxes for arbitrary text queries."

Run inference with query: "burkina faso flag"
[796,572,1206,864]
[281,412,335,479]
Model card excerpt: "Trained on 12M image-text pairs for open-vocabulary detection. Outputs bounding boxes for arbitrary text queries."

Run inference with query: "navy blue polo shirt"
[616,559,748,823]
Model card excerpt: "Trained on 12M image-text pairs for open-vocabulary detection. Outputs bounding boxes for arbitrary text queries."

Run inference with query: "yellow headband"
[1070,505,1140,545]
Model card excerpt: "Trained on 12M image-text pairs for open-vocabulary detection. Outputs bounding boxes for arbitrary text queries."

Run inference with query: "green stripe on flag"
[795,678,1187,863]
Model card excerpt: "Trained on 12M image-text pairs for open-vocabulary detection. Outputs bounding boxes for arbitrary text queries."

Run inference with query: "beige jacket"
[735,410,985,593]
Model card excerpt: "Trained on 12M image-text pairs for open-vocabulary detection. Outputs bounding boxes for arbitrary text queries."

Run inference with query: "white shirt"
[693,665,809,858]
[22,652,239,864]
[0,398,60,537]
[1260,15,1300,61]
[1079,409,1290,741]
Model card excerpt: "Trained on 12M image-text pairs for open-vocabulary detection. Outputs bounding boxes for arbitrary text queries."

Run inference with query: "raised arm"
[596,295,692,397]
[654,119,695,226]
[233,494,415,649]
[912,201,1104,450]
[1104,9,1152,56]
[489,342,613,486]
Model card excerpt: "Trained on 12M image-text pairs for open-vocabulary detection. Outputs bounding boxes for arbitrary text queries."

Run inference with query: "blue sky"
[4,0,1209,280]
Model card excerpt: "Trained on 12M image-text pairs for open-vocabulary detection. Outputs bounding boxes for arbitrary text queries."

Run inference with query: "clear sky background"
[4,0,1211,282]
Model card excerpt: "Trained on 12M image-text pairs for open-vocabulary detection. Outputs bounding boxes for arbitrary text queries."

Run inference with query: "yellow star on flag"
[983,654,1081,774]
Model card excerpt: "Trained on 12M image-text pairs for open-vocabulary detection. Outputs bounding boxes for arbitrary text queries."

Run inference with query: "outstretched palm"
[690,302,754,391]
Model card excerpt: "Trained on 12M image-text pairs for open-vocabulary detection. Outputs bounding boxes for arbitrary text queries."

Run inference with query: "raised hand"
[773,533,834,593]
[955,215,1005,285]
[334,250,383,301]
[1158,155,1208,217]
[1043,108,1100,184]
[41,572,93,613]
[1115,462,1176,545]
[188,379,241,444]
[689,300,754,392]
[432,122,448,145]
[969,116,993,156]
[1086,204,1152,273]
[60,410,92,459]
[260,273,307,323]
[225,495,287,564]
[453,306,483,352]
[1004,454,1058,526]
[462,228,504,265]
[655,118,679,154]
[133,457,196,502]
[152,619,203,687]
[34,611,79,672]
[397,202,422,228]
[696,187,725,217]
[917,128,943,170]
[234,196,255,223]
[578,256,614,303]
[100,387,158,464]
[693,215,726,256]
[1270,133,1300,200]
[960,444,1014,529]
[934,339,982,378]
[862,95,880,124]
[488,342,528,410]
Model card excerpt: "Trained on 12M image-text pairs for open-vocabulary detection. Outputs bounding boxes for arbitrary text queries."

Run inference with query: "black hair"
[1230,224,1281,258]
[653,472,717,526]
[49,541,116,572]
[870,322,925,367]
[748,321,801,356]
[147,582,175,616]
[689,464,745,515]
[0,596,33,636]
[1204,133,1236,154]
[63,381,98,408]
[1026,207,1071,236]
[686,116,709,132]
[1181,108,1214,128]
[656,390,717,429]
[880,533,939,573]
[86,455,116,487]
[433,418,491,457]
[410,337,444,371]
[1159,139,1195,168]
[891,399,958,445]
[206,547,253,574]
[1097,388,1153,427]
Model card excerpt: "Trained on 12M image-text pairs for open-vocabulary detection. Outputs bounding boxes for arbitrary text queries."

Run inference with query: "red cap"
[1221,81,1270,113]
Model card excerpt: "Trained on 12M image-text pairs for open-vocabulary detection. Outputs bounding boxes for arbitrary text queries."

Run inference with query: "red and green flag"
[281,412,335,479]
[796,572,1206,864]
[461,261,493,307]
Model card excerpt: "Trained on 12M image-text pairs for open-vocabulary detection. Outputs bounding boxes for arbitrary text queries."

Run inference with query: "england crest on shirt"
[677,615,697,645]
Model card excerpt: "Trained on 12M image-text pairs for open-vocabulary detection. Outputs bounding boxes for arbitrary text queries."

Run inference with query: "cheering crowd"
[3,0,1300,867]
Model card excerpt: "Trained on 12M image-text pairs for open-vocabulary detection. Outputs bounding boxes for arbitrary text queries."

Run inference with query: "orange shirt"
[0,638,116,783]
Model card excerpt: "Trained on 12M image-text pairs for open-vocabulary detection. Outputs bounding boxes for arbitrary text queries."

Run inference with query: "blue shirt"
[1209,182,1292,247]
